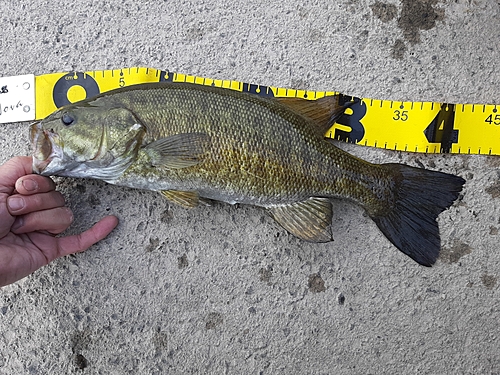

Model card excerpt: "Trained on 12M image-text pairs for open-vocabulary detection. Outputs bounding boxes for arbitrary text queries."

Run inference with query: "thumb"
[0,157,34,238]
[0,157,34,195]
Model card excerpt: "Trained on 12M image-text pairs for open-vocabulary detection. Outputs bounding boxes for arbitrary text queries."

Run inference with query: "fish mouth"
[30,122,64,175]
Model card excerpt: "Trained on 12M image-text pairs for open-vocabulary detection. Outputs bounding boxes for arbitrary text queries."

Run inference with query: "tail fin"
[371,163,465,266]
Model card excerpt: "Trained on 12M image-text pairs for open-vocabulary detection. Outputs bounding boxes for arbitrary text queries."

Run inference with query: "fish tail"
[370,163,465,266]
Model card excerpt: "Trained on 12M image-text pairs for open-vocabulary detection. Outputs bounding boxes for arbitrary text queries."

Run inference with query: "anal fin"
[267,197,333,242]
[161,190,202,208]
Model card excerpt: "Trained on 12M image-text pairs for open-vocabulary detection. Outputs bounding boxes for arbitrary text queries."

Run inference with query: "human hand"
[0,156,118,287]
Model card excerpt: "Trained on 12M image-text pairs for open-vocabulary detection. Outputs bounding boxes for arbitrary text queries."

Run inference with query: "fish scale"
[31,82,465,266]
[106,83,382,206]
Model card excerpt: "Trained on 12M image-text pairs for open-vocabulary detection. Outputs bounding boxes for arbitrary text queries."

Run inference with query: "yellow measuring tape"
[1,67,499,155]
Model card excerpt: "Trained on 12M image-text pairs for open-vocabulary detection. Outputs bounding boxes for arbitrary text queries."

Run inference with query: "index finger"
[15,174,56,195]
[56,215,119,257]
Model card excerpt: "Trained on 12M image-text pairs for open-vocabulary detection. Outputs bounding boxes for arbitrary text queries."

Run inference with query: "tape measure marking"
[52,72,100,108]
[1,67,499,155]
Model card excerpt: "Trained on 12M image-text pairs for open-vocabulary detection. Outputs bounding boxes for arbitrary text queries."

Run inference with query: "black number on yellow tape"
[393,109,408,121]
[424,104,458,153]
[333,96,366,143]
[485,112,500,126]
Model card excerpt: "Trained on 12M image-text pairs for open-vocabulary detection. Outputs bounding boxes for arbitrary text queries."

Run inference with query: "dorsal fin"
[276,95,351,136]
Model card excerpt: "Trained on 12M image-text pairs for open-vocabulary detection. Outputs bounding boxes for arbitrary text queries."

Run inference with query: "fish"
[30,82,465,266]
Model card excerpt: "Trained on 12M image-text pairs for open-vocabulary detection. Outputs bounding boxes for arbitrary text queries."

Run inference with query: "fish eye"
[61,113,74,126]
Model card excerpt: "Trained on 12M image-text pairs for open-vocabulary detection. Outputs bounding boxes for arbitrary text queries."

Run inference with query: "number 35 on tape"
[1,67,499,156]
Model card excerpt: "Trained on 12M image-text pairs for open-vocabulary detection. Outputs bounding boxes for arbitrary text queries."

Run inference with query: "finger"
[0,156,35,195]
[15,175,56,196]
[7,191,65,215]
[11,207,74,235]
[0,202,15,239]
[56,216,119,257]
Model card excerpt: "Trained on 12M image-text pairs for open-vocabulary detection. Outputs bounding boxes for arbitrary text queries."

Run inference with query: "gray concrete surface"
[1,0,499,374]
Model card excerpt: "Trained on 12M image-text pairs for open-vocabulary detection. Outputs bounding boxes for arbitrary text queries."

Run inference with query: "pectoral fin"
[277,96,352,136]
[145,133,211,169]
[267,197,333,242]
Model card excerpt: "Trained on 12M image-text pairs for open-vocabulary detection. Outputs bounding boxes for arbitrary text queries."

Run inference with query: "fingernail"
[11,217,23,231]
[8,197,25,212]
[67,208,74,224]
[22,179,38,192]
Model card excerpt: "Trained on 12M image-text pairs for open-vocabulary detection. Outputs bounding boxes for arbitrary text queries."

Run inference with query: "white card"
[0,74,35,124]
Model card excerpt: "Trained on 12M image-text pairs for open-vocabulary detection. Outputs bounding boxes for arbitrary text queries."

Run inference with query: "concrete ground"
[1,0,499,374]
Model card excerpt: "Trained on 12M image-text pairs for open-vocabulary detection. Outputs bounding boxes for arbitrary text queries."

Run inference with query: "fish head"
[31,101,145,180]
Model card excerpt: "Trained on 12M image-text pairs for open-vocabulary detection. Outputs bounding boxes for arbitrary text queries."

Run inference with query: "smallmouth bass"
[30,82,465,266]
